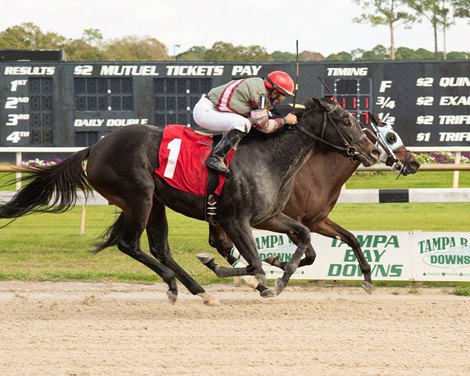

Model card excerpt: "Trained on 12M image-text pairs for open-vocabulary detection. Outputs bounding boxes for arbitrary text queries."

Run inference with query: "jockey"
[193,70,298,177]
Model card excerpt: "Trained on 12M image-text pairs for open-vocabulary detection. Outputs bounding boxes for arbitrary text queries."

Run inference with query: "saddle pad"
[155,125,233,197]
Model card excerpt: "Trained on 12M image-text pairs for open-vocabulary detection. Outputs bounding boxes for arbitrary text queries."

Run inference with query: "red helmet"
[264,71,295,96]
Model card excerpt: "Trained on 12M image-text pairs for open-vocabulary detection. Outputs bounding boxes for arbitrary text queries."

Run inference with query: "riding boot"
[206,129,246,178]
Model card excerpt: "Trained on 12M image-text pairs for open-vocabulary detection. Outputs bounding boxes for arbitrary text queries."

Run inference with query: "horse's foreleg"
[257,214,311,295]
[263,233,317,270]
[318,217,373,294]
[203,221,275,298]
[147,201,219,306]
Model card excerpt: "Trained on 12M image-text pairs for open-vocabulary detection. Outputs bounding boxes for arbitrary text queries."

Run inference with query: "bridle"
[363,114,408,177]
[296,106,370,160]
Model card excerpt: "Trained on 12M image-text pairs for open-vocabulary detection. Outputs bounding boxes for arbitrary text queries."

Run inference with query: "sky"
[1,0,468,57]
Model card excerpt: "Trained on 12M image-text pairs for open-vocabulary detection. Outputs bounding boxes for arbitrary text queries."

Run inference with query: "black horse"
[0,97,379,304]
[205,112,420,294]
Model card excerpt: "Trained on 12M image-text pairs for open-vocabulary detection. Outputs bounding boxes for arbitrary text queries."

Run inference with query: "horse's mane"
[245,97,329,142]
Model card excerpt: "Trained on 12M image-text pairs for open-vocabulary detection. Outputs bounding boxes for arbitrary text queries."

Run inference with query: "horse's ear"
[303,98,315,110]
[312,97,336,112]
[369,112,383,126]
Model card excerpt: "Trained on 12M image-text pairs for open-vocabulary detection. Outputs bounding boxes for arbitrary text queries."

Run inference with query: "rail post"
[453,151,461,188]
[15,151,22,190]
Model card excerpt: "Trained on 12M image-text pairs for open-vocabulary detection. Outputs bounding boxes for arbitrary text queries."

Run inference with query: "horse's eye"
[386,132,397,144]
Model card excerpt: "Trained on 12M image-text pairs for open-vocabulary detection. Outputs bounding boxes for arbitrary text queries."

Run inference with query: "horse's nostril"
[372,149,381,160]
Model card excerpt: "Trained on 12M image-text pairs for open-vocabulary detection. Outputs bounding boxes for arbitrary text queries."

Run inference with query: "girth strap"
[205,135,222,225]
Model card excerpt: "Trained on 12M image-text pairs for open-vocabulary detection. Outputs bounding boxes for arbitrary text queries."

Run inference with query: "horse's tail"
[0,148,91,219]
[93,212,126,254]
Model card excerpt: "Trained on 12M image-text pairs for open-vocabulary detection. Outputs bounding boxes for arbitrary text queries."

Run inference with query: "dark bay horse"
[0,97,379,304]
[204,112,420,294]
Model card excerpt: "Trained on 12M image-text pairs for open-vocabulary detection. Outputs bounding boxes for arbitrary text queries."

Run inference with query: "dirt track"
[0,281,469,376]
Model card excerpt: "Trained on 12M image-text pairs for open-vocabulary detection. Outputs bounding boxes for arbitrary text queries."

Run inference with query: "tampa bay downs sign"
[231,230,470,282]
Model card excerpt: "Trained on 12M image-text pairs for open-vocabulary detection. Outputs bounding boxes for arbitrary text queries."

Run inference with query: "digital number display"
[74,78,133,111]
[321,78,373,125]
[154,77,211,126]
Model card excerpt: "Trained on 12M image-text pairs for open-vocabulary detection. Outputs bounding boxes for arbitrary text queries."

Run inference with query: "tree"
[239,45,272,61]
[203,42,239,61]
[414,47,438,59]
[441,0,469,59]
[177,46,207,61]
[102,36,169,61]
[394,46,417,59]
[64,39,104,61]
[0,22,65,50]
[355,44,390,60]
[325,51,353,61]
[351,48,367,60]
[406,0,448,59]
[203,42,271,61]
[271,50,296,61]
[407,0,469,59]
[452,0,470,18]
[61,28,104,61]
[82,28,103,47]
[395,46,435,59]
[446,51,469,59]
[352,0,417,60]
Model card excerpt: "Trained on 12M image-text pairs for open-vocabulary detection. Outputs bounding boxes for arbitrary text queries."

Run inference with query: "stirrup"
[206,157,231,177]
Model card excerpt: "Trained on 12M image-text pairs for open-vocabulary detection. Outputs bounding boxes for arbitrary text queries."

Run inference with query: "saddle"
[154,125,234,224]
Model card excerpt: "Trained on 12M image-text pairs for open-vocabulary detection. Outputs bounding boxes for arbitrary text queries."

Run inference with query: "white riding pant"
[193,95,252,133]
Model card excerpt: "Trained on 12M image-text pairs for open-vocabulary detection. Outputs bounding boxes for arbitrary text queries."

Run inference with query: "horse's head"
[299,98,380,167]
[365,113,420,176]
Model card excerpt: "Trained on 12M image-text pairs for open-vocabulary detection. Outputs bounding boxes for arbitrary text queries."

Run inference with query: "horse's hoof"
[260,288,276,298]
[197,252,214,264]
[361,281,374,295]
[275,278,286,295]
[199,292,220,306]
[166,290,178,304]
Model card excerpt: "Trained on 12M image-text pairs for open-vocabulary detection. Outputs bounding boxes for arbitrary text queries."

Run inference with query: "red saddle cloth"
[155,125,233,197]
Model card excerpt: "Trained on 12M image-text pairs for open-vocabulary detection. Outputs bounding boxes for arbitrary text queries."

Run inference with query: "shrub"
[414,152,470,164]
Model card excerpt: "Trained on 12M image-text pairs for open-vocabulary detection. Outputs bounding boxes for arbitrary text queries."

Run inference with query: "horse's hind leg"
[208,224,238,265]
[115,199,179,300]
[318,217,373,294]
[147,201,219,306]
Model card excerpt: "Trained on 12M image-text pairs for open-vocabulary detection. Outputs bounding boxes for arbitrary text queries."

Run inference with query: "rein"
[296,110,365,159]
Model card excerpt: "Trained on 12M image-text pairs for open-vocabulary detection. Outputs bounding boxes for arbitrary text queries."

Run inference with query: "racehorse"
[203,112,420,294]
[0,97,379,304]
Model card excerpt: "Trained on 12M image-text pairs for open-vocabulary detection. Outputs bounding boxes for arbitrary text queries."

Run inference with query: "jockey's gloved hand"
[284,113,297,125]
